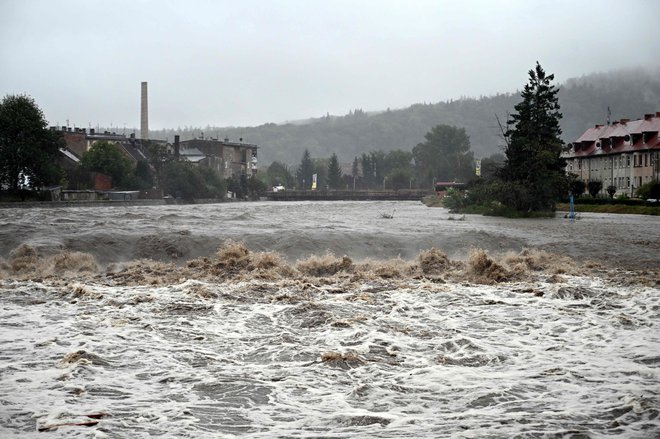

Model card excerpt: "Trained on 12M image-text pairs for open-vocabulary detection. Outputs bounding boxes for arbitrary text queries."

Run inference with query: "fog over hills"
[147,67,660,166]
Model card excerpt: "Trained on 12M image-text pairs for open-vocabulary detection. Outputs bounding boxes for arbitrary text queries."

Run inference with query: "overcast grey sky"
[1,0,658,130]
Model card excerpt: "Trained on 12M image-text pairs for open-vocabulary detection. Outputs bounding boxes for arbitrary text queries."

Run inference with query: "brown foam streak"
[1,241,656,288]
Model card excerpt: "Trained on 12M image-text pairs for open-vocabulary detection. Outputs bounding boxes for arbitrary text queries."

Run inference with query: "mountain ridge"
[146,66,660,165]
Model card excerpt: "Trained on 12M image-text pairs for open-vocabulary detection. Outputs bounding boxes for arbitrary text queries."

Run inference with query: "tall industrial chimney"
[140,81,149,140]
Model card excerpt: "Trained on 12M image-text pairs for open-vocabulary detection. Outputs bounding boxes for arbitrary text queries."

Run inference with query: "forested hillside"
[148,67,660,166]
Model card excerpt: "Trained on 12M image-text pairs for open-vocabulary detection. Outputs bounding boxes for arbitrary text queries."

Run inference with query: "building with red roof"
[563,112,660,196]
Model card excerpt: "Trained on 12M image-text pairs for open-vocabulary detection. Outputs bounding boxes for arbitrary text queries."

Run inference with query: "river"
[0,201,658,437]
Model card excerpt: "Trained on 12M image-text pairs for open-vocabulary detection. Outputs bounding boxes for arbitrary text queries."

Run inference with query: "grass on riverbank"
[423,195,659,216]
[555,203,660,215]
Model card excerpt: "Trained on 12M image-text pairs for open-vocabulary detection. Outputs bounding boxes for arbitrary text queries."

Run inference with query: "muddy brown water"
[0,200,658,269]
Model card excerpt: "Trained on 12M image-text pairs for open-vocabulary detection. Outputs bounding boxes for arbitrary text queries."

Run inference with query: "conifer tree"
[296,149,314,189]
[501,62,566,211]
[327,153,343,189]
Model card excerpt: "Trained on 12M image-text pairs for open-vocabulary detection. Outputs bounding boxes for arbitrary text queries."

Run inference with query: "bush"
[606,185,616,199]
[570,179,586,197]
[637,181,660,200]
[587,180,603,198]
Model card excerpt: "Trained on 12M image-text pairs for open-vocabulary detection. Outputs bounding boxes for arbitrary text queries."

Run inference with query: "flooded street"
[0,201,658,437]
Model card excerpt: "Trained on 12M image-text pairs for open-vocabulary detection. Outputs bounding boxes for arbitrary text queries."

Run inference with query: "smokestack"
[174,135,180,159]
[141,81,149,140]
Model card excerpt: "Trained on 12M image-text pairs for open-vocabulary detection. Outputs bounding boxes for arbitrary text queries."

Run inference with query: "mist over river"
[0,201,658,437]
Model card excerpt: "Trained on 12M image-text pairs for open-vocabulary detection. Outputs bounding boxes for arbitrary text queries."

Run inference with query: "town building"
[53,126,155,164]
[563,112,660,196]
[179,136,258,179]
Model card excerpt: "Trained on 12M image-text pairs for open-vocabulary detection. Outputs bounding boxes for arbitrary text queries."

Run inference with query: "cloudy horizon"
[1,0,659,130]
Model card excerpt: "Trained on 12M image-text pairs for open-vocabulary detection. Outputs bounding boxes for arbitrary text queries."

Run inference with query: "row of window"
[569,153,654,171]
[600,175,653,189]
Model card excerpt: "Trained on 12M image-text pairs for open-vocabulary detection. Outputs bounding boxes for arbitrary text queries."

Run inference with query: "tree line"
[263,124,480,191]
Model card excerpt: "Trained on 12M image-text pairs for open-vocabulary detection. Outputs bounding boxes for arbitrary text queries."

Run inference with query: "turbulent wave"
[4,240,655,289]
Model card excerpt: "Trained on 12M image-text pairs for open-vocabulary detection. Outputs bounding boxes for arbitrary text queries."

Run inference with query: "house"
[563,112,660,196]
[179,136,258,179]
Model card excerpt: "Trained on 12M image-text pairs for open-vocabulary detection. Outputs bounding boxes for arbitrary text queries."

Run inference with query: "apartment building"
[563,112,660,196]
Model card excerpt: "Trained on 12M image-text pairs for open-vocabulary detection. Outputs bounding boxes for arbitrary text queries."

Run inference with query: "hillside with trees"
[147,67,660,167]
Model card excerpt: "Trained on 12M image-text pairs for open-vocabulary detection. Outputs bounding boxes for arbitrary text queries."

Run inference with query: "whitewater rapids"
[0,201,658,437]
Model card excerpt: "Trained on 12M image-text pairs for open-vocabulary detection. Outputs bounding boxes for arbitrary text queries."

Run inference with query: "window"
[626,177,630,188]
[645,154,649,167]
[626,155,631,167]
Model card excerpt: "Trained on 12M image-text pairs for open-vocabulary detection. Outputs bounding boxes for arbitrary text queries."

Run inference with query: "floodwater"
[0,201,658,437]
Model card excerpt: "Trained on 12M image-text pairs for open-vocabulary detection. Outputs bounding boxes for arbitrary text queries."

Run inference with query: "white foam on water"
[1,274,658,437]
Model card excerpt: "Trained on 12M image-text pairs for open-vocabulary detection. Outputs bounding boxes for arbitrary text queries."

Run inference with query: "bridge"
[265,189,432,201]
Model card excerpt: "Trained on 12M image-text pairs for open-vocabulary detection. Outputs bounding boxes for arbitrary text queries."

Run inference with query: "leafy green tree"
[135,160,154,188]
[387,167,414,190]
[197,166,227,197]
[384,150,413,172]
[162,161,225,199]
[587,180,603,198]
[327,153,343,189]
[162,161,203,199]
[296,149,314,189]
[266,161,295,188]
[142,140,171,187]
[0,94,64,190]
[81,140,133,187]
[247,176,267,199]
[412,124,474,185]
[501,62,566,211]
[383,149,414,189]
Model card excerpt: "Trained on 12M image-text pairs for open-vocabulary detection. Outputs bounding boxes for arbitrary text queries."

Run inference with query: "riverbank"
[0,198,237,209]
[555,202,660,215]
[423,196,660,216]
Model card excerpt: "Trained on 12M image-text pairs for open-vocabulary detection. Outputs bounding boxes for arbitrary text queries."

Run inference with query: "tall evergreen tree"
[327,153,343,189]
[501,62,567,211]
[296,149,314,189]
[360,153,373,187]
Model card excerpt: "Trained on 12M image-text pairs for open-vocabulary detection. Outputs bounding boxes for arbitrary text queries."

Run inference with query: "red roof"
[565,112,660,158]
